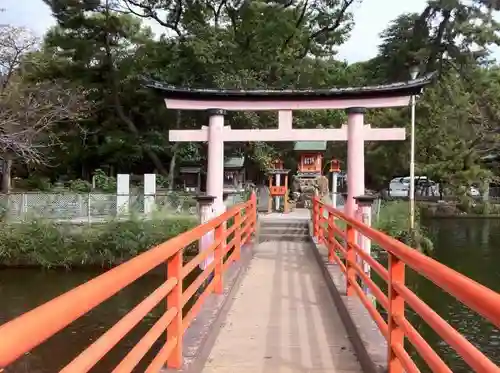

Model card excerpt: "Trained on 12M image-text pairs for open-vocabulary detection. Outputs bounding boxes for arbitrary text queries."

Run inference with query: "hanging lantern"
[330,159,340,172]
[272,159,284,169]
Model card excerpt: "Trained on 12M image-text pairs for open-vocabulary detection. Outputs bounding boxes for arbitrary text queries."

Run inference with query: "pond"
[0,267,200,373]
[404,218,500,372]
[0,218,499,372]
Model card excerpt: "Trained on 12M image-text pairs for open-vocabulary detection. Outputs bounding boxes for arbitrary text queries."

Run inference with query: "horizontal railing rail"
[312,196,500,373]
[0,193,257,372]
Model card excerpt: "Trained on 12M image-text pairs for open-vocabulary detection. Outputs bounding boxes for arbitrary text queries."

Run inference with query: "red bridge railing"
[312,196,500,373]
[0,193,257,372]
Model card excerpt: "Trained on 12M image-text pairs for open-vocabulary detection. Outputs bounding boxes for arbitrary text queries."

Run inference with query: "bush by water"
[374,200,434,255]
[0,216,197,269]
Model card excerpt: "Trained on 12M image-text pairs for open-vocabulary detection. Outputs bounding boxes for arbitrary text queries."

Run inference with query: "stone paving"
[201,239,362,373]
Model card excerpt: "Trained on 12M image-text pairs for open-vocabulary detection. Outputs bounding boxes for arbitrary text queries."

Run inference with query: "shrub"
[68,179,92,192]
[373,200,413,240]
[0,215,197,269]
[373,200,434,255]
[93,169,117,193]
[15,176,52,191]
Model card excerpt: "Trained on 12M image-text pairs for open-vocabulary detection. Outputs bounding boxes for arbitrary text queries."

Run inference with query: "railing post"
[214,222,225,294]
[195,195,216,272]
[345,225,356,296]
[234,209,242,261]
[318,202,324,244]
[166,249,183,369]
[354,195,377,301]
[250,191,257,235]
[388,253,405,373]
[312,196,319,242]
[328,211,335,263]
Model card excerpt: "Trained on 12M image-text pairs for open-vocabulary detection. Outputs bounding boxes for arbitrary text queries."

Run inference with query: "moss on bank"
[0,216,197,269]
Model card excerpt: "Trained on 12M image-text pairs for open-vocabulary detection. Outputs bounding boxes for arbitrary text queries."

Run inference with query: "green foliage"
[156,174,170,189]
[92,169,116,193]
[14,176,52,192]
[0,216,197,268]
[68,179,92,192]
[374,201,434,255]
[3,0,500,195]
[374,201,415,240]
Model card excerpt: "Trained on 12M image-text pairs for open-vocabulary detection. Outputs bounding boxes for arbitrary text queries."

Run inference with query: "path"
[201,239,362,373]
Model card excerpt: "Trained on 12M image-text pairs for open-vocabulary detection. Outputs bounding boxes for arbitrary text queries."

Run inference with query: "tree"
[41,0,175,176]
[14,0,500,198]
[357,2,500,193]
[0,25,88,192]
[0,26,37,90]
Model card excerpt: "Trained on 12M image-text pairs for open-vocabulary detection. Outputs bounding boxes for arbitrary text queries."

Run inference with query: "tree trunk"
[1,156,12,193]
[102,0,168,176]
[112,96,169,176]
[167,112,182,190]
[168,145,178,191]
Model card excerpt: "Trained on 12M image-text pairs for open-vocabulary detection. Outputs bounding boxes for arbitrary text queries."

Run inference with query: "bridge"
[0,193,499,373]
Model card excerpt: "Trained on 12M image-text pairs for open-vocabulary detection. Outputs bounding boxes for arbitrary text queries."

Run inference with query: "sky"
[0,0,434,63]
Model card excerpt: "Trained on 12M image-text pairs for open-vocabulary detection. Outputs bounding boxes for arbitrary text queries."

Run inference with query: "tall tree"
[0,25,88,191]
[41,0,172,176]
[358,1,500,191]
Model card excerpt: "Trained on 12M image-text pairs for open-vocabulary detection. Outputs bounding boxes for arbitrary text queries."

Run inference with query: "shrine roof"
[145,73,436,100]
[224,156,245,168]
[294,141,327,151]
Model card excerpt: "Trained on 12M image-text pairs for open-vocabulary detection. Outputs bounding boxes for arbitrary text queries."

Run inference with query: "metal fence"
[0,192,246,222]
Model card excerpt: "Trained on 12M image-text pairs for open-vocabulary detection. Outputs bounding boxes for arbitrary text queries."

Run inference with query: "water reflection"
[0,267,198,373]
[1,219,499,372]
[406,218,500,372]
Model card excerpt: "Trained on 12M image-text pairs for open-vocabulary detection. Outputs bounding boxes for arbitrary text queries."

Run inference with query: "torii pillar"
[345,107,365,217]
[206,109,226,215]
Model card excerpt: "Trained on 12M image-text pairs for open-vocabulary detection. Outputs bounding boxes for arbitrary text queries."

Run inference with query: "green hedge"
[0,216,197,269]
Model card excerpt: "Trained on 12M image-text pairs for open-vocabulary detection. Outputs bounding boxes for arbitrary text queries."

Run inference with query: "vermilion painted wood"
[314,196,500,373]
[0,194,257,372]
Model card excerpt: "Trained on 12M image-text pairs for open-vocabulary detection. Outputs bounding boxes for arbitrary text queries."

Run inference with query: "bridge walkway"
[201,238,362,373]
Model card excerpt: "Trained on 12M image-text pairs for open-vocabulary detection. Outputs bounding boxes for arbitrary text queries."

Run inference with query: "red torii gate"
[147,74,434,216]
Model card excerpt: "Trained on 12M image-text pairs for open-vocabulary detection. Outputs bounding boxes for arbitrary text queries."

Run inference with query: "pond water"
[405,218,500,372]
[0,267,199,373]
[0,218,499,372]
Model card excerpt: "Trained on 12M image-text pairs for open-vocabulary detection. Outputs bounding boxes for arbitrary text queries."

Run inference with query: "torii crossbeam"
[169,123,404,142]
[147,73,434,216]
[168,110,404,216]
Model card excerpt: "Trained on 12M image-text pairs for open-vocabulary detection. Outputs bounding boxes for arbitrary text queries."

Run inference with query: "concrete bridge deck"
[199,229,362,372]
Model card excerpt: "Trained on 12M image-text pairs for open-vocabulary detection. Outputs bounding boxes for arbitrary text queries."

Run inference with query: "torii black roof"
[144,72,436,101]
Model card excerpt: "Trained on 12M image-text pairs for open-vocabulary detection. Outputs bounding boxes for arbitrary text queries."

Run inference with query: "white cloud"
[1,0,55,35]
[336,0,429,62]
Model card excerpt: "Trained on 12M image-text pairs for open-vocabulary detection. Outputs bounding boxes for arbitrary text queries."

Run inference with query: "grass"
[321,200,434,255]
[0,215,198,269]
[374,200,434,254]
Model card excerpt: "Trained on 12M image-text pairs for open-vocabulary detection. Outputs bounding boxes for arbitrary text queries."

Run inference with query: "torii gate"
[147,74,434,217]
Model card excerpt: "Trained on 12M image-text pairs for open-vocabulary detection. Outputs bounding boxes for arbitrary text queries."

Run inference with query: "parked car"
[388,176,439,198]
[389,176,481,198]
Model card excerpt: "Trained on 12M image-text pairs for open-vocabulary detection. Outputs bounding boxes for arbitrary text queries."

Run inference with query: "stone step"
[259,220,309,229]
[259,226,309,236]
[258,233,309,242]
